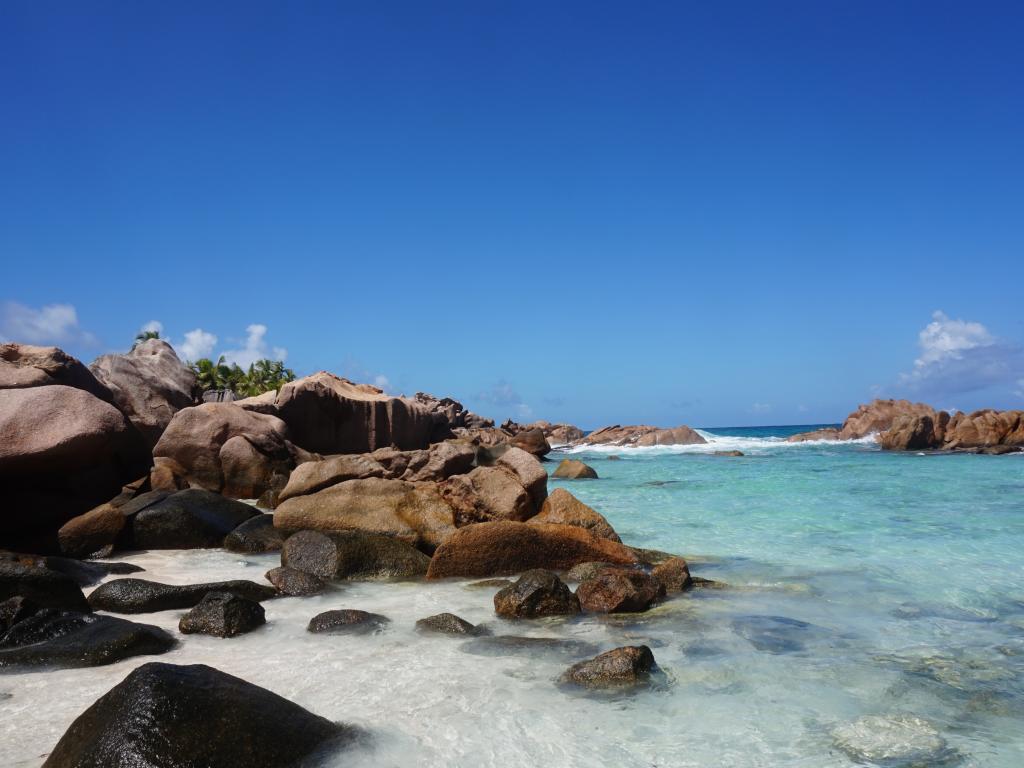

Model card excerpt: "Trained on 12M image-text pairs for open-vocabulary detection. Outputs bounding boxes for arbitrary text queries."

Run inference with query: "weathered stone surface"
[494,446,548,508]
[307,609,389,634]
[236,371,435,455]
[412,392,494,441]
[1,596,41,633]
[441,466,533,527]
[493,569,580,618]
[88,578,276,614]
[509,427,551,457]
[786,427,841,443]
[576,567,665,613]
[944,409,1024,449]
[415,612,482,635]
[57,504,127,559]
[89,340,197,447]
[41,662,354,768]
[651,556,692,592]
[530,489,621,542]
[0,609,175,670]
[281,529,430,580]
[840,399,938,440]
[278,454,386,501]
[381,440,477,482]
[0,385,150,550]
[118,488,260,550]
[566,561,616,582]
[224,514,285,553]
[427,521,639,579]
[579,424,706,447]
[264,566,325,596]
[0,560,90,612]
[178,592,266,637]
[552,459,598,480]
[0,343,112,402]
[2,553,141,588]
[561,645,656,687]
[878,413,948,450]
[152,403,299,499]
[274,478,456,550]
[460,635,599,660]
[525,421,584,445]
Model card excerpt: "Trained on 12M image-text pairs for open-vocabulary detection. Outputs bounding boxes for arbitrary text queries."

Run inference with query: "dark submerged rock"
[178,592,266,637]
[88,578,276,614]
[561,645,656,688]
[415,612,482,636]
[0,559,90,612]
[461,635,600,660]
[119,488,260,550]
[732,615,818,653]
[265,566,325,596]
[493,569,580,619]
[281,529,430,581]
[224,514,285,553]
[0,596,42,632]
[41,662,357,768]
[0,609,174,669]
[576,567,665,613]
[307,609,390,635]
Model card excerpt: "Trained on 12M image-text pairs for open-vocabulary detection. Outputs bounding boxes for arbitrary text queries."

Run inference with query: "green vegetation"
[189,356,296,397]
[132,329,161,349]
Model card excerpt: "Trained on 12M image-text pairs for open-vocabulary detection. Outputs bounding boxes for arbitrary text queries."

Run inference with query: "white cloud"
[750,402,772,414]
[140,320,163,335]
[0,301,98,346]
[177,328,218,361]
[899,310,1024,396]
[221,324,287,369]
[373,374,392,392]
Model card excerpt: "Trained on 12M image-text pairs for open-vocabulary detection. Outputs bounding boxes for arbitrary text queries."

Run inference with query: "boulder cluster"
[788,398,1024,453]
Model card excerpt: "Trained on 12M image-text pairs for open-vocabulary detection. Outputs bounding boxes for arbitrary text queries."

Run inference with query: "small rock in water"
[552,459,599,479]
[178,592,266,638]
[493,570,580,618]
[576,567,665,613]
[307,609,390,635]
[713,450,744,457]
[561,645,656,688]
[606,455,621,461]
[265,566,325,596]
[732,615,819,653]
[415,612,482,636]
[651,556,692,592]
[831,714,951,767]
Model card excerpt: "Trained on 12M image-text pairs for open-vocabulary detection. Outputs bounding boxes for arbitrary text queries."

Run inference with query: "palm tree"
[189,356,295,397]
[132,329,161,350]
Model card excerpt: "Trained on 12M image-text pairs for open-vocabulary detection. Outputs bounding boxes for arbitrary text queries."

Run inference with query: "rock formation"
[578,424,706,447]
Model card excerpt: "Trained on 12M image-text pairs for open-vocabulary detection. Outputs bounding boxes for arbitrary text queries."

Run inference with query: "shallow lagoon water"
[2,429,1023,767]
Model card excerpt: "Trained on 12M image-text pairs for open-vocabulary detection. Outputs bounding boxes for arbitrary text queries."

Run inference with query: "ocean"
[3,426,1022,767]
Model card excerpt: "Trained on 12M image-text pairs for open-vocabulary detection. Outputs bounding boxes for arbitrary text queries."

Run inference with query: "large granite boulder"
[509,427,551,457]
[0,342,112,402]
[236,371,435,455]
[494,447,548,508]
[281,529,430,580]
[117,489,261,550]
[0,384,151,551]
[553,459,598,479]
[524,420,584,445]
[651,556,692,591]
[41,662,356,768]
[441,466,533,527]
[529,489,621,542]
[426,520,639,578]
[944,409,1024,449]
[412,391,494,441]
[786,427,841,443]
[579,424,706,447]
[560,645,656,688]
[89,340,197,447]
[0,609,174,669]
[839,399,938,440]
[264,566,325,596]
[278,454,387,502]
[878,413,948,451]
[152,403,303,499]
[274,477,457,550]
[493,569,580,618]
[576,566,665,613]
[223,514,286,553]
[88,578,276,614]
[370,440,477,482]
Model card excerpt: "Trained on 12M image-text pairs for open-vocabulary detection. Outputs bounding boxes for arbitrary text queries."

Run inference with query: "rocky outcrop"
[0,609,175,670]
[785,427,841,443]
[152,403,305,500]
[89,340,197,447]
[223,514,286,553]
[275,478,457,550]
[426,520,639,578]
[264,566,325,596]
[1,384,151,551]
[509,427,551,457]
[415,612,483,635]
[0,343,112,402]
[413,391,494,441]
[576,567,665,613]
[560,645,656,688]
[307,609,389,634]
[237,371,435,455]
[877,413,949,450]
[526,421,584,445]
[441,466,533,526]
[41,662,355,768]
[281,529,431,580]
[529,488,621,542]
[840,399,938,439]
[944,409,1024,449]
[651,556,692,591]
[88,578,276,614]
[552,459,598,479]
[117,489,261,550]
[178,592,266,637]
[493,569,580,618]
[579,424,706,447]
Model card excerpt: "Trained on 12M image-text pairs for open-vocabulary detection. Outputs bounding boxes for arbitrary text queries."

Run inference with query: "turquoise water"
[558,428,1024,766]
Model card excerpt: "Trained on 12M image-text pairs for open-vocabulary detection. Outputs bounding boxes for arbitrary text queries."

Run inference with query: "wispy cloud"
[750,402,772,414]
[140,320,164,335]
[898,311,1024,396]
[221,324,287,369]
[0,301,98,347]
[476,379,533,420]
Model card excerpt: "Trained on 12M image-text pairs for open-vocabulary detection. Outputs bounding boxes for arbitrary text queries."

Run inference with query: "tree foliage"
[188,356,295,397]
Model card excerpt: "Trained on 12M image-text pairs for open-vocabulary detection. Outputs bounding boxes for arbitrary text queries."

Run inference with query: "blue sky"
[2,2,1022,428]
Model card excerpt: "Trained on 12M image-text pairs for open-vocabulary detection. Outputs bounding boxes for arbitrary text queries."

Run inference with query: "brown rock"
[493,569,580,618]
[530,488,621,542]
[713,450,744,457]
[839,399,938,440]
[274,477,456,550]
[579,424,706,447]
[278,455,387,501]
[786,427,841,443]
[509,427,551,457]
[576,567,665,613]
[552,459,598,480]
[878,413,947,451]
[944,409,1024,449]
[264,566,325,596]
[441,466,533,527]
[57,504,126,559]
[224,515,285,553]
[89,340,197,447]
[561,645,656,687]
[0,343,112,403]
[426,521,639,579]
[651,556,692,591]
[495,447,548,509]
